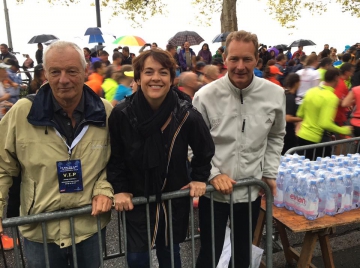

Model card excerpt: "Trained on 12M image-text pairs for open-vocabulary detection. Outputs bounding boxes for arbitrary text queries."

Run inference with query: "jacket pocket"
[20,178,36,216]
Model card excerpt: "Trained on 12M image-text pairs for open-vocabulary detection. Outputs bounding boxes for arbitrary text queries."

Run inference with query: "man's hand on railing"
[91,195,113,216]
[181,181,206,197]
[113,193,134,211]
[209,174,236,195]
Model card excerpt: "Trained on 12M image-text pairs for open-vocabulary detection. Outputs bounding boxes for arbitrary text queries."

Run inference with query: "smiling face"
[137,56,171,110]
[45,46,86,103]
[224,40,258,89]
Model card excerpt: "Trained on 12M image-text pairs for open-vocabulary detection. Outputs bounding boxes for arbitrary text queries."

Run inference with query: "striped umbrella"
[113,36,146,46]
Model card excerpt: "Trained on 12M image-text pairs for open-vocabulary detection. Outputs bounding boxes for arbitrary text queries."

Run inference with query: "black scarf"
[133,88,177,202]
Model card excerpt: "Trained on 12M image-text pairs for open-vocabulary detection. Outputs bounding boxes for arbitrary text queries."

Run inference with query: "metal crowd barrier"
[2,178,273,268]
[285,136,360,160]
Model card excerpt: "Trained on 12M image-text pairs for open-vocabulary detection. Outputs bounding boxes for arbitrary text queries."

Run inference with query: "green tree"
[16,0,360,31]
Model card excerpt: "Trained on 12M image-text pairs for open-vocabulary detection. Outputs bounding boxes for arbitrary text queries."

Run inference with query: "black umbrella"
[28,34,59,44]
[275,44,290,51]
[168,31,204,46]
[289,39,316,47]
[212,32,231,43]
[90,45,106,54]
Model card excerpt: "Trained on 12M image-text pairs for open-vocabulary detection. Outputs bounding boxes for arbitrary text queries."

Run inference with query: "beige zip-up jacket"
[193,74,286,203]
[0,94,114,248]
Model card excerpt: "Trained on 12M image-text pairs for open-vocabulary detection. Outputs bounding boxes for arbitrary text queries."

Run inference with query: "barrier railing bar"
[122,212,128,268]
[210,192,215,268]
[168,199,175,268]
[70,217,78,268]
[146,203,153,268]
[41,222,50,268]
[189,197,195,268]
[248,186,253,268]
[12,226,21,268]
[230,192,234,268]
[2,179,273,268]
[117,211,122,256]
[96,217,104,268]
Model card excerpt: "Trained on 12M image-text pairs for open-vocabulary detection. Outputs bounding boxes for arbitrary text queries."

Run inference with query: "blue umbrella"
[89,35,105,44]
[85,27,103,36]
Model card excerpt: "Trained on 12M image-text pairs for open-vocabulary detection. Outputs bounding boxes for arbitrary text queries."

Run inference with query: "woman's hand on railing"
[181,181,207,197]
[113,193,134,211]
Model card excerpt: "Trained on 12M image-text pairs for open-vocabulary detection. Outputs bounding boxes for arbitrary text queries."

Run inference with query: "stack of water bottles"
[274,153,360,220]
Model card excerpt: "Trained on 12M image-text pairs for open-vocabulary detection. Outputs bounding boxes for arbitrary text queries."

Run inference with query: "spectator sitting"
[198,43,212,64]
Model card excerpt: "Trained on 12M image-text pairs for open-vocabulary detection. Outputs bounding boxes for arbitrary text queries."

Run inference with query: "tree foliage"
[16,0,360,30]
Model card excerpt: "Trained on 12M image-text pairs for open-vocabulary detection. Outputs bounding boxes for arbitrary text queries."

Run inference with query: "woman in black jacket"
[107,49,215,268]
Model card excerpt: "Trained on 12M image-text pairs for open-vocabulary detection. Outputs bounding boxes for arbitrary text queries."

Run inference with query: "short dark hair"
[152,42,158,47]
[340,62,354,75]
[83,47,91,54]
[0,43,8,48]
[122,46,129,53]
[99,50,109,56]
[300,55,307,63]
[276,54,285,62]
[342,53,352,63]
[319,57,333,68]
[92,61,103,71]
[132,49,176,84]
[288,59,296,67]
[284,73,300,88]
[166,44,176,51]
[112,52,123,61]
[324,68,340,83]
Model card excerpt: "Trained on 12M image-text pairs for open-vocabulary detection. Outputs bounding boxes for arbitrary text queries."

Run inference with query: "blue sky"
[1,0,359,60]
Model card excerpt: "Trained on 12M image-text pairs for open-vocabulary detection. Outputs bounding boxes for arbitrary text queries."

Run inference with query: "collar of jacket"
[27,83,107,127]
[225,72,256,99]
[121,86,192,129]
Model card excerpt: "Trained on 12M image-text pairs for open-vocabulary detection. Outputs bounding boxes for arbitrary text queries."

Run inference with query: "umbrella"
[268,47,279,57]
[168,31,204,46]
[85,27,103,36]
[290,39,316,47]
[212,32,231,43]
[113,36,146,46]
[88,35,105,44]
[28,34,59,44]
[44,39,59,46]
[275,44,290,51]
[90,45,106,54]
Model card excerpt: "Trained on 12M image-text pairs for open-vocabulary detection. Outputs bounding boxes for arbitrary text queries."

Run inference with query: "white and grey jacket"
[193,73,286,203]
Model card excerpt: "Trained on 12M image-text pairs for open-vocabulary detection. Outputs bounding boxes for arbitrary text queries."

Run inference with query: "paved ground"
[2,209,360,267]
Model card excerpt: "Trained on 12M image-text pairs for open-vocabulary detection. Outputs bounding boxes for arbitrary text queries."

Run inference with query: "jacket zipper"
[151,111,190,248]
[240,90,243,104]
[28,183,36,215]
[242,119,246,133]
[260,161,263,172]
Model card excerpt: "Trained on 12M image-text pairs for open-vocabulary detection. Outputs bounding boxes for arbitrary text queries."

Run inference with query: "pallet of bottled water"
[274,153,360,220]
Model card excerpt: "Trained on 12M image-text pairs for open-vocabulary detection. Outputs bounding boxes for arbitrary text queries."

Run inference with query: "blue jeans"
[127,243,181,268]
[24,228,105,268]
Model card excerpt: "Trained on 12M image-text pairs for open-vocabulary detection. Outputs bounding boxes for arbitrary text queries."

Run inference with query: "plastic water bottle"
[317,178,327,218]
[325,177,338,216]
[304,180,319,220]
[352,172,360,209]
[285,173,297,211]
[274,171,285,207]
[344,174,353,211]
[336,176,346,214]
[294,174,309,216]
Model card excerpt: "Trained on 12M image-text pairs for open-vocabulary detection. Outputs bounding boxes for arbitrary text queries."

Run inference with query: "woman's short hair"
[132,49,176,83]
[284,73,300,88]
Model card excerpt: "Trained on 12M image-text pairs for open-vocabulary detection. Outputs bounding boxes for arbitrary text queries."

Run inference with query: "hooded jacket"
[107,87,214,251]
[193,74,286,203]
[0,83,114,247]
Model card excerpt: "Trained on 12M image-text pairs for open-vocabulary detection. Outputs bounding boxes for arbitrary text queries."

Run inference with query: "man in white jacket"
[194,30,285,268]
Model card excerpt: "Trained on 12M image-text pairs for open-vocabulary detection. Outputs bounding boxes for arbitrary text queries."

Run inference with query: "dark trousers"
[297,136,331,160]
[196,196,261,268]
[24,228,106,268]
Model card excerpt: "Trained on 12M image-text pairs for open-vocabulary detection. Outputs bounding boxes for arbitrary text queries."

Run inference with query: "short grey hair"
[43,40,86,70]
